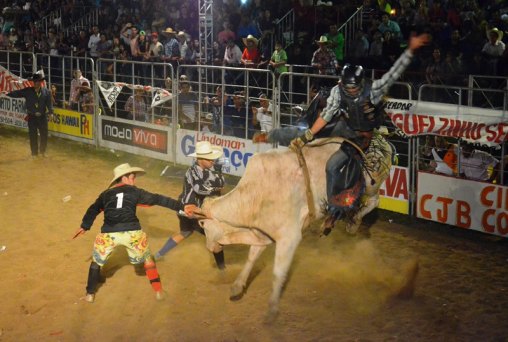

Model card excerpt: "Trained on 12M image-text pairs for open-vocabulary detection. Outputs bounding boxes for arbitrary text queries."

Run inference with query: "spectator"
[151,10,166,33]
[178,77,199,130]
[224,90,248,138]
[367,30,384,68]
[80,87,95,114]
[257,9,275,42]
[68,69,91,111]
[311,36,339,76]
[241,34,261,68]
[430,136,458,176]
[269,41,288,76]
[381,30,401,68]
[325,24,345,66]
[459,144,499,182]
[217,21,236,46]
[349,29,370,65]
[481,27,505,75]
[223,39,242,67]
[378,13,402,42]
[160,27,181,69]
[124,88,148,122]
[253,93,273,132]
[88,25,101,59]
[147,32,163,62]
[209,86,234,135]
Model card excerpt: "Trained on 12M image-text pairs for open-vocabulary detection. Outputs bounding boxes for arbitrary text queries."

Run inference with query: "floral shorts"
[92,230,151,266]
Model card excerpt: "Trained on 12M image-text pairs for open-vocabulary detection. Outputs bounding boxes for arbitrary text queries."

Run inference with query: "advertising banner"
[175,129,273,176]
[48,108,93,139]
[385,99,508,146]
[417,171,508,237]
[100,117,170,160]
[0,95,28,128]
[379,166,410,214]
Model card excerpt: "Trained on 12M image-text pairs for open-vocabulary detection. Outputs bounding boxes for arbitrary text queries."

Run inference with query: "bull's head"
[198,219,225,253]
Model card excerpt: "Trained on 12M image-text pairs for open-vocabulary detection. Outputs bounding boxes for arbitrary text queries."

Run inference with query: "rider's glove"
[290,129,314,150]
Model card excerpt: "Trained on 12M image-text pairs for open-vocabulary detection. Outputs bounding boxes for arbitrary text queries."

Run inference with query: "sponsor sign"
[385,99,508,146]
[176,130,272,176]
[48,108,93,139]
[0,95,28,128]
[379,166,409,214]
[101,118,168,153]
[417,171,508,237]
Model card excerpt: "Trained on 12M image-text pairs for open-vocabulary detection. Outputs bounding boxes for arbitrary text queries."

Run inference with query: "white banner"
[150,88,172,108]
[96,80,125,109]
[385,99,508,146]
[417,171,508,237]
[96,81,173,109]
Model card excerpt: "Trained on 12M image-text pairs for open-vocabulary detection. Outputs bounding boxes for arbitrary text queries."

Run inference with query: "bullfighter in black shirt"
[74,163,196,303]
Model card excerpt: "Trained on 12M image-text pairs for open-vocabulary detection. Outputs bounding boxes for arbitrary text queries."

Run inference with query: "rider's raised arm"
[370,33,430,105]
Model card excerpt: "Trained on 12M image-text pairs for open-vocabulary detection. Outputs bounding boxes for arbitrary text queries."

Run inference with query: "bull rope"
[290,137,369,221]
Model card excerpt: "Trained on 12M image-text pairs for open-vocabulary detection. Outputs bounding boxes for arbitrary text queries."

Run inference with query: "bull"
[198,134,393,318]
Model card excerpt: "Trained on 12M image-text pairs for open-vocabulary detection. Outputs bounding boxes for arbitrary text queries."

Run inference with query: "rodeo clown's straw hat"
[188,141,223,160]
[110,163,145,187]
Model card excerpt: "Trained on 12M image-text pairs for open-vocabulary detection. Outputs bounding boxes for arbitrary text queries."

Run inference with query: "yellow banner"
[48,108,93,139]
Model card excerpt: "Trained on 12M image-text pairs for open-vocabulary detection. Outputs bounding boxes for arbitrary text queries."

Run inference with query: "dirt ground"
[0,126,507,342]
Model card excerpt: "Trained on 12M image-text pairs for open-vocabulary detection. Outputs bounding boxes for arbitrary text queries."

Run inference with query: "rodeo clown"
[73,163,196,303]
[289,33,430,232]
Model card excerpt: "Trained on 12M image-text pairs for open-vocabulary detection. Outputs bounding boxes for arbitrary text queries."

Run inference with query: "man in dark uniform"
[73,163,196,303]
[6,71,53,158]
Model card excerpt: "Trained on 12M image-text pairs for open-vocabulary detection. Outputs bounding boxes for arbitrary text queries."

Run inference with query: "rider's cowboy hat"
[487,27,503,42]
[110,163,145,187]
[188,141,223,160]
[316,35,329,44]
[242,34,259,46]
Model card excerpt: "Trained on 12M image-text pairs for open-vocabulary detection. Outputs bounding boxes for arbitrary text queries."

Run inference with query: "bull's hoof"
[229,292,245,301]
[263,307,279,324]
[230,285,245,301]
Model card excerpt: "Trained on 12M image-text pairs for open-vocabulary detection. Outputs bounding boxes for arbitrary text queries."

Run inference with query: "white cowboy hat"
[188,141,223,160]
[110,163,145,187]
[487,27,503,42]
[316,35,329,44]
[242,34,259,46]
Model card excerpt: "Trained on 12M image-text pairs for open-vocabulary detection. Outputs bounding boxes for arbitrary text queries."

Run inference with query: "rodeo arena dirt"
[1,48,508,341]
[1,130,508,341]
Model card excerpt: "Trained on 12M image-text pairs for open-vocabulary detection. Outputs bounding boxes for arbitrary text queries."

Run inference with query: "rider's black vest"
[339,81,384,132]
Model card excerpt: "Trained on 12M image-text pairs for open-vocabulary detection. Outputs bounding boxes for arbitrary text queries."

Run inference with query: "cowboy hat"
[29,70,45,81]
[162,27,176,36]
[242,34,259,46]
[109,163,145,187]
[188,141,223,160]
[487,27,503,42]
[316,35,329,44]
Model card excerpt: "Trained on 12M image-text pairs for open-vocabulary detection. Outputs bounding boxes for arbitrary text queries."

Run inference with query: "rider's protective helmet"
[340,64,365,97]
